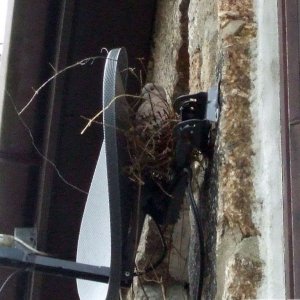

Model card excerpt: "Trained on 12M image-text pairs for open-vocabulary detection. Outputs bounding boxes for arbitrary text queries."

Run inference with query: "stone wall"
[130,0,284,299]
[216,1,262,299]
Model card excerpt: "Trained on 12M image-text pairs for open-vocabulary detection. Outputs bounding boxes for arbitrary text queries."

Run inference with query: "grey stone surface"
[188,1,219,299]
[133,0,264,299]
[148,0,190,99]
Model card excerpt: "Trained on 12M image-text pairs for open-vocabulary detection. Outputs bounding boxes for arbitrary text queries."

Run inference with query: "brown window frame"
[279,0,300,298]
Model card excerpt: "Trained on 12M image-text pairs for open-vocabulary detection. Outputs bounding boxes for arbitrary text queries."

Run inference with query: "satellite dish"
[0,48,149,300]
[77,48,144,299]
[0,47,219,300]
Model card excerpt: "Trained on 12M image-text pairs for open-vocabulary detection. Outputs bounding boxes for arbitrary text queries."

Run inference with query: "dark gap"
[173,0,190,99]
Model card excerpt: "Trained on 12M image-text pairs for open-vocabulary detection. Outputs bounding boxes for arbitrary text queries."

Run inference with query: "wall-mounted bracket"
[0,246,110,283]
[14,227,37,249]
[173,84,219,169]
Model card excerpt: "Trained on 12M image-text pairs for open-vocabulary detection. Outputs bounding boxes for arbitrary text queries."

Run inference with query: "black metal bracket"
[0,246,110,283]
[173,84,220,170]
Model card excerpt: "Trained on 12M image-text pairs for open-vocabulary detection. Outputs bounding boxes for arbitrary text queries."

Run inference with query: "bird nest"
[124,83,179,196]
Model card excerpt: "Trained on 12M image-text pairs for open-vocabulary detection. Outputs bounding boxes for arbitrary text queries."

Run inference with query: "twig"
[6,91,88,195]
[154,181,173,198]
[0,269,25,295]
[80,115,125,133]
[142,270,167,300]
[137,272,150,300]
[100,47,108,55]
[18,55,114,115]
[80,94,146,134]
[136,57,147,78]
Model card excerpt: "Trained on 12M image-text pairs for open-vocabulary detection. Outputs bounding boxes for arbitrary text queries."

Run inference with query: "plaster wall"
[253,0,285,298]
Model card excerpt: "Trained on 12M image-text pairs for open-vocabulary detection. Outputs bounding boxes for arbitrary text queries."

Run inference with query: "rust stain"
[189,48,202,93]
[216,0,262,298]
[226,255,263,299]
[218,0,259,238]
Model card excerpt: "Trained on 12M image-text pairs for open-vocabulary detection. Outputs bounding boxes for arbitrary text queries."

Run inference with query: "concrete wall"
[254,0,285,298]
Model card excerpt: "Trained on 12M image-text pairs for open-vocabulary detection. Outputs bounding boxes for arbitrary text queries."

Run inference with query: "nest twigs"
[125,94,179,196]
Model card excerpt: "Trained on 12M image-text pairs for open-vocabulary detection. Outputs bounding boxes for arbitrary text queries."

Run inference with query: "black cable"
[184,167,205,300]
[132,168,205,299]
[134,216,167,276]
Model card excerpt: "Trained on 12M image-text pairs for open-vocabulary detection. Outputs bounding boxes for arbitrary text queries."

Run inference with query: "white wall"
[0,0,9,57]
[0,0,14,130]
[253,0,285,298]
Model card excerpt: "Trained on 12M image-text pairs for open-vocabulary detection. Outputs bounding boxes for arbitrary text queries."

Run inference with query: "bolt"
[124,271,131,277]
[190,106,195,111]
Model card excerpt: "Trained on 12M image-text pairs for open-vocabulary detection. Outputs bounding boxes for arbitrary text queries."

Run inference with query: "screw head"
[124,271,130,277]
